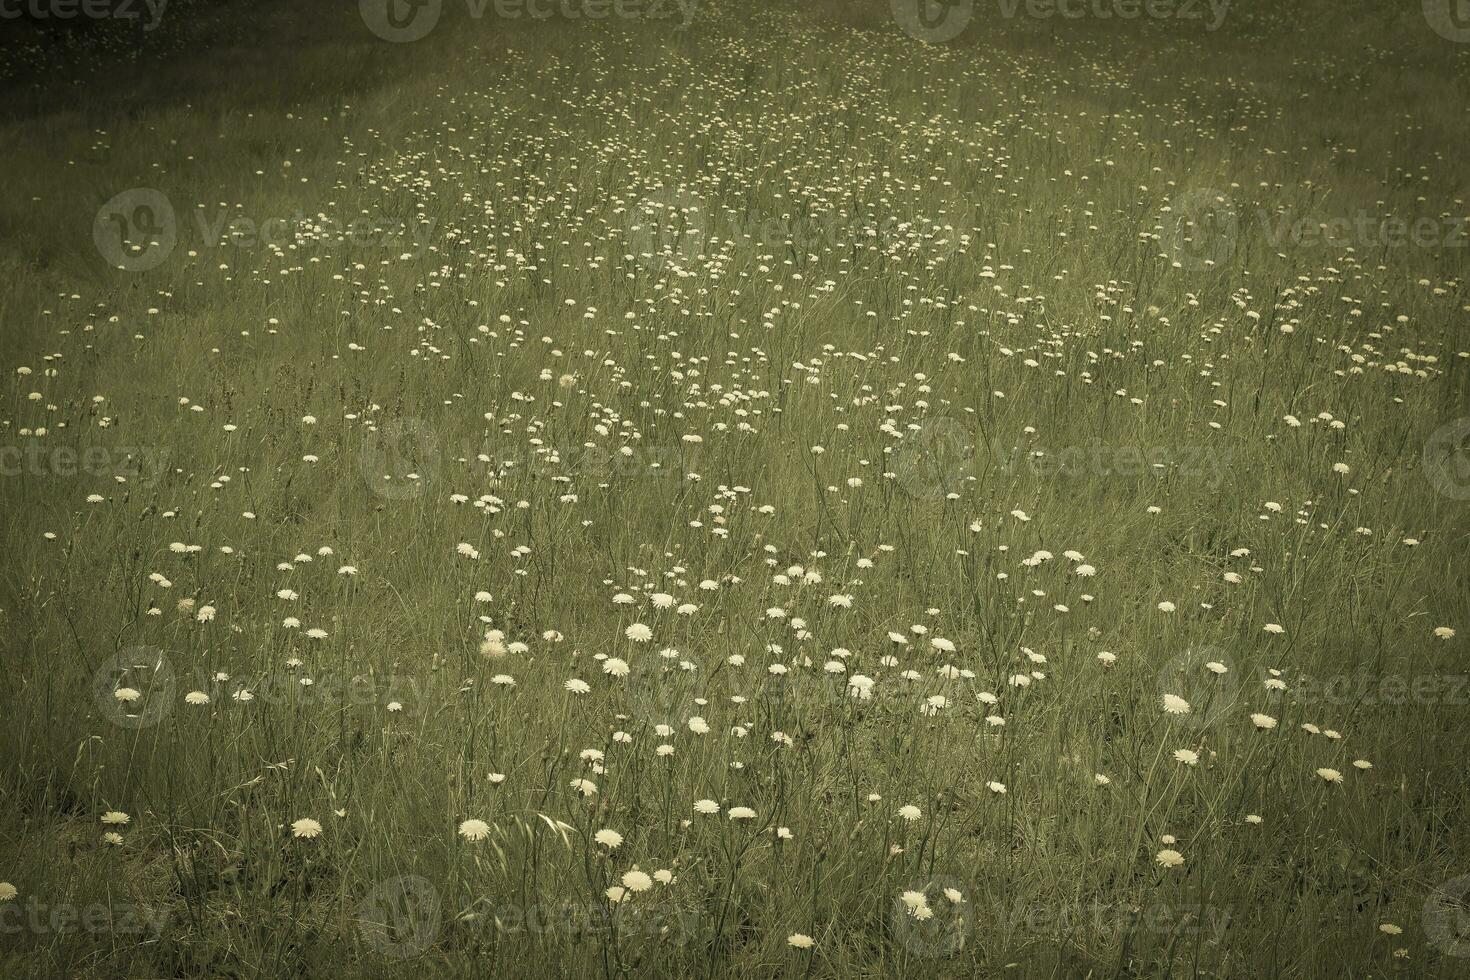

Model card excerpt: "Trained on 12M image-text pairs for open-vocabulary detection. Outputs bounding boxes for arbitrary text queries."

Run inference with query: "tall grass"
[2,1,1468,976]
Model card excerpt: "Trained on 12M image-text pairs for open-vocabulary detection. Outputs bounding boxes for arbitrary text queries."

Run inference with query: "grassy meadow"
[2,0,1470,976]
